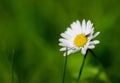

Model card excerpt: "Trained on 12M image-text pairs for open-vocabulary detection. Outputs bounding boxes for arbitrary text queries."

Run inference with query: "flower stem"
[89,49,108,77]
[89,49,97,60]
[11,50,15,83]
[89,49,103,68]
[89,49,112,82]
[62,49,68,83]
[77,51,88,83]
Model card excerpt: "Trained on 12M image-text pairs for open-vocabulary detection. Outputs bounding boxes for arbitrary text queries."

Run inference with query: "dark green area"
[0,0,120,83]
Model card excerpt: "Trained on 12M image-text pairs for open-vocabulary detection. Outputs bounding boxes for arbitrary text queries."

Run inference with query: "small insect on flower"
[59,20,100,56]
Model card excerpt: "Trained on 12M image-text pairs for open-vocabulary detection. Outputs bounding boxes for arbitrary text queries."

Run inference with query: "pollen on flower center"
[74,34,87,47]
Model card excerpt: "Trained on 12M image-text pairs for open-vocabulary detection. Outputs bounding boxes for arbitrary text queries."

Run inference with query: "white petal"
[66,27,73,34]
[85,20,93,35]
[91,27,94,35]
[63,50,74,56]
[59,38,68,43]
[68,48,80,55]
[76,20,82,33]
[76,20,81,28]
[67,50,75,55]
[60,47,66,51]
[63,52,67,56]
[70,21,81,35]
[63,48,80,56]
[89,40,100,45]
[65,28,76,38]
[60,33,71,40]
[59,43,70,47]
[88,45,95,49]
[81,47,87,55]
[82,19,86,34]
[71,22,78,32]
[93,32,100,39]
[59,43,66,47]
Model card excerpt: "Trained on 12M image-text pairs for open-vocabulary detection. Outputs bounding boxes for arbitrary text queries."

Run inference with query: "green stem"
[12,50,15,83]
[89,50,111,82]
[62,49,68,83]
[89,49,107,71]
[89,49,103,68]
[77,51,88,83]
[89,49,97,60]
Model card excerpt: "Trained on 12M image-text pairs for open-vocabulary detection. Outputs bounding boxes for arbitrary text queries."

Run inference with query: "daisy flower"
[59,20,100,56]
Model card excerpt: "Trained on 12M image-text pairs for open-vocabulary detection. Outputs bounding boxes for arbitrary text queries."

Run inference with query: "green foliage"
[0,0,120,83]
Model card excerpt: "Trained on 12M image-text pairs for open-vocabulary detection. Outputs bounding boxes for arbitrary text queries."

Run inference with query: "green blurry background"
[0,0,120,83]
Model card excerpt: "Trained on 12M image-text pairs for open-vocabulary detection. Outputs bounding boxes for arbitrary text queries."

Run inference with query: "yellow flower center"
[74,34,87,47]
